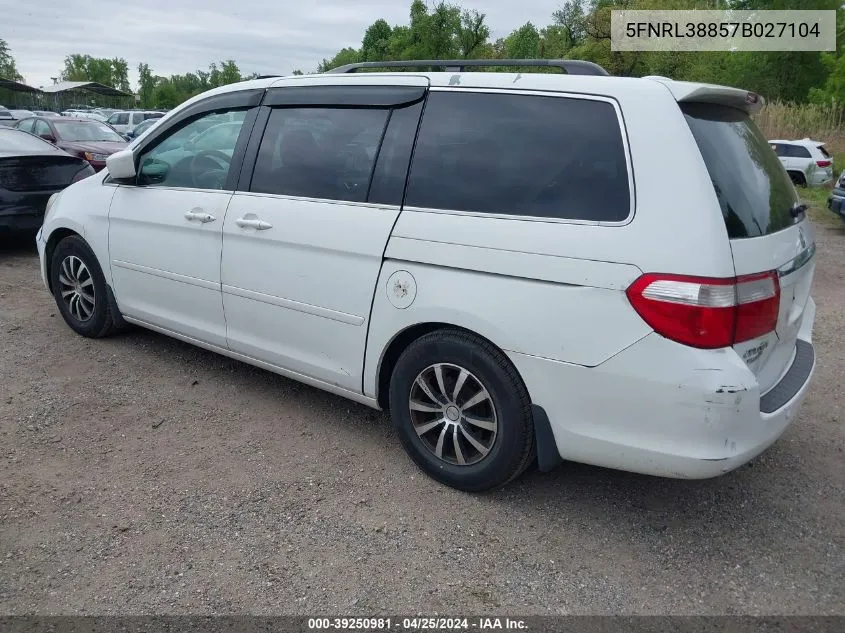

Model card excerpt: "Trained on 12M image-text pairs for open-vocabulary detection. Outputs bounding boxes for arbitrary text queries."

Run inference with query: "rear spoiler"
[644,77,765,114]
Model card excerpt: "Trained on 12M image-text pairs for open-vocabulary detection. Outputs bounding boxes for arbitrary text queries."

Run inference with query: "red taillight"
[626,272,780,349]
[817,160,831,168]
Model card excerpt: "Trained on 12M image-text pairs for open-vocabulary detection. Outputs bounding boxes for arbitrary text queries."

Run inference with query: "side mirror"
[106,149,137,180]
[39,133,55,143]
[138,158,169,186]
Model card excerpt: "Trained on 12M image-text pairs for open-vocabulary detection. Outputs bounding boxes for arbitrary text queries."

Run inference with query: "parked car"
[106,110,165,135]
[770,138,833,187]
[36,61,817,491]
[31,110,62,118]
[7,109,35,121]
[828,170,845,221]
[0,127,95,235]
[15,117,128,171]
[93,108,119,119]
[0,106,14,127]
[124,116,161,141]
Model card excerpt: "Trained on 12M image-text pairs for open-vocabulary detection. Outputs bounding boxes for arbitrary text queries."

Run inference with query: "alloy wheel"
[408,363,498,466]
[58,255,95,322]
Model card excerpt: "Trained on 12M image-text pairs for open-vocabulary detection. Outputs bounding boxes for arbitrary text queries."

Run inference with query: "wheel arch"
[374,321,531,411]
[44,227,82,292]
[788,170,807,186]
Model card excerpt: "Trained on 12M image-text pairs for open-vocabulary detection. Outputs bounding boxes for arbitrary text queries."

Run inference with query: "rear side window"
[405,92,631,222]
[0,128,58,152]
[250,108,389,203]
[682,103,797,239]
[787,144,812,158]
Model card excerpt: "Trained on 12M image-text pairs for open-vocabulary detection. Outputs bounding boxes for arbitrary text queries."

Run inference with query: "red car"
[14,117,127,171]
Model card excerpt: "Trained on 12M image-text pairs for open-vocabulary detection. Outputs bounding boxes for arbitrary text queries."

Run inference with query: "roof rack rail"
[327,59,609,76]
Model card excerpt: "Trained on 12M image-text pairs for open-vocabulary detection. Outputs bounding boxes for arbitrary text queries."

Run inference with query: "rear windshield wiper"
[790,202,807,220]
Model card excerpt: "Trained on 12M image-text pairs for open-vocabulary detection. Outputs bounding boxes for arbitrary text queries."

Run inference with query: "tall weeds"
[754,101,845,154]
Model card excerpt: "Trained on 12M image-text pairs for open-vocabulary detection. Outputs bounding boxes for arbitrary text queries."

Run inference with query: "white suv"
[36,60,817,491]
[105,110,165,135]
[770,138,834,187]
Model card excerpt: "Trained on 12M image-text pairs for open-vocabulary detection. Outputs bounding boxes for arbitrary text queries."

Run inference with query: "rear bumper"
[510,298,816,479]
[0,212,43,233]
[810,171,833,186]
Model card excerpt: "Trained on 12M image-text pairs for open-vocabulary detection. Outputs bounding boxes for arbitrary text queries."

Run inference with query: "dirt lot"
[1,219,844,616]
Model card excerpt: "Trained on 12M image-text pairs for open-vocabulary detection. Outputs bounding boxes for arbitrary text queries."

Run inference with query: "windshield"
[54,121,125,143]
[682,102,798,239]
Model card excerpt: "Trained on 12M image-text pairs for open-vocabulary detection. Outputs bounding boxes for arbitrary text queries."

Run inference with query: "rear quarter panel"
[363,80,737,399]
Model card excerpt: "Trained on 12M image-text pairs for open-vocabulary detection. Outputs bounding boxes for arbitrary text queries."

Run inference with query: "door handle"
[184,211,216,223]
[236,217,273,230]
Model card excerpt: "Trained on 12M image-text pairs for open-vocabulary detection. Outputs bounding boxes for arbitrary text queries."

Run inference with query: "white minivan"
[36,60,816,491]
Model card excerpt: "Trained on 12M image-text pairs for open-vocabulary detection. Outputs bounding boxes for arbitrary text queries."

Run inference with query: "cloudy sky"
[5,0,562,90]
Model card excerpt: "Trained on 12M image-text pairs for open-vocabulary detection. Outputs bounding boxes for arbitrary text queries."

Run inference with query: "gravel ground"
[0,220,843,616]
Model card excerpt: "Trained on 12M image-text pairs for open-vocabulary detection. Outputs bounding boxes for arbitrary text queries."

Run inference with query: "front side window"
[405,92,631,222]
[136,109,247,189]
[250,107,389,203]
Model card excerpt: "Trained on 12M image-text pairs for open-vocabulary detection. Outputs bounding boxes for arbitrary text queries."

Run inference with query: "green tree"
[550,1,586,50]
[0,38,24,82]
[152,80,180,109]
[458,9,489,58]
[317,47,360,72]
[425,2,461,58]
[137,63,155,108]
[362,19,393,61]
[505,22,541,59]
[809,52,845,104]
[111,58,130,93]
[61,54,131,90]
[219,60,241,84]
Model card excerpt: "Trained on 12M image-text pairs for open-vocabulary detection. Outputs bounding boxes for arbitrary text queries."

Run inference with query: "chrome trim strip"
[231,191,400,211]
[222,284,365,326]
[111,260,219,291]
[777,243,816,278]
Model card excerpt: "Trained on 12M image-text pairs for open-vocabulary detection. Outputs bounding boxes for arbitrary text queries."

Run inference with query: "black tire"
[388,329,535,492]
[789,171,807,187]
[50,235,122,338]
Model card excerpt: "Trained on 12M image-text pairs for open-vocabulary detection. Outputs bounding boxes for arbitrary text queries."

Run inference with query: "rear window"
[0,128,59,152]
[682,103,797,239]
[405,92,631,222]
[818,145,830,158]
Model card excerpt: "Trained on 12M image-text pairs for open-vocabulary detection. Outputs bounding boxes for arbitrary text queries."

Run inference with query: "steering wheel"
[189,149,232,189]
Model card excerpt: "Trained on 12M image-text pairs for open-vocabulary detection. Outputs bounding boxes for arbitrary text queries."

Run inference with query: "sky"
[3,0,563,90]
